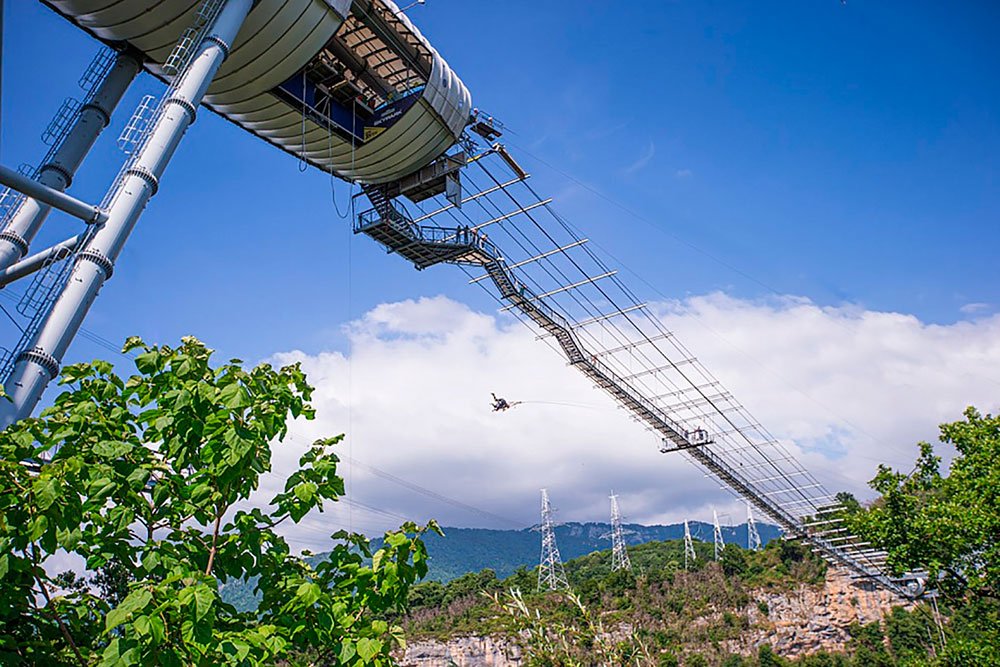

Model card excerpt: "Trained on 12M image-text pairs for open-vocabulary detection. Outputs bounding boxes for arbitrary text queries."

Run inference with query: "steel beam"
[0,234,81,287]
[0,50,140,271]
[0,0,253,428]
[0,165,105,225]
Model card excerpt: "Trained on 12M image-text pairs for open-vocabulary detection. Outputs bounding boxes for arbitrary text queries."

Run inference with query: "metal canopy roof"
[42,0,472,183]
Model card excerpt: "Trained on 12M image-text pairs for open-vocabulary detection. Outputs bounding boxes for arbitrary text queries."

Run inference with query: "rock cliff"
[398,570,908,666]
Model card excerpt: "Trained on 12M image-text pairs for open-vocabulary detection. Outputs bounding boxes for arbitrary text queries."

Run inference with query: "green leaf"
[122,336,145,353]
[296,581,322,607]
[28,515,48,541]
[339,641,357,663]
[141,550,161,573]
[35,477,58,510]
[193,585,214,621]
[119,588,153,616]
[134,350,161,374]
[218,383,248,409]
[95,440,134,458]
[356,637,382,661]
[127,467,151,490]
[293,482,317,504]
[105,606,128,632]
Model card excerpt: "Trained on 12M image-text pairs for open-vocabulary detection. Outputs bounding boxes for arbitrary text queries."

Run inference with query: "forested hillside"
[219,521,781,610]
[393,520,782,582]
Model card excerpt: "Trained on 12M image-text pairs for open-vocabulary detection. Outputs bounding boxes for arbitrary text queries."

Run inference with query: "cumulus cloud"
[256,294,1000,552]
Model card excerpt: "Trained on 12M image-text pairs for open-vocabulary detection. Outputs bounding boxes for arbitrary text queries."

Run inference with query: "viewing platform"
[354,199,501,270]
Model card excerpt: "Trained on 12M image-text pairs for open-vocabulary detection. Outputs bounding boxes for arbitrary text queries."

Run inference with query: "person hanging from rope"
[491,392,520,412]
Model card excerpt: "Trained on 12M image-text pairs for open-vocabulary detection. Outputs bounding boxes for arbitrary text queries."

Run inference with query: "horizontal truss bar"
[0,164,106,224]
[0,234,82,287]
[591,332,674,359]
[574,303,648,328]
[500,270,617,311]
[469,239,588,284]
[413,176,525,223]
[472,199,551,232]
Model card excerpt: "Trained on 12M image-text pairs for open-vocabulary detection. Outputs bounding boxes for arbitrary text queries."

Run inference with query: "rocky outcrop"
[400,635,521,667]
[400,571,909,666]
[727,571,910,658]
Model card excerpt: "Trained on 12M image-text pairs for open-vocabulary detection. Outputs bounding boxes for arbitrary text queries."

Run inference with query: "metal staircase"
[356,186,500,269]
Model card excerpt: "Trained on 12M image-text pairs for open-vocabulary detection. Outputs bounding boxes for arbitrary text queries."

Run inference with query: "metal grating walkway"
[354,140,924,600]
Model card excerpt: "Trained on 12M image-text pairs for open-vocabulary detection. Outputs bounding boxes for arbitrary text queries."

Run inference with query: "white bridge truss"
[355,130,924,599]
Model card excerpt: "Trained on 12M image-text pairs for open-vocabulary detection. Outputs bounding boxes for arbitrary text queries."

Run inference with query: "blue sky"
[0,2,998,533]
[1,1,997,367]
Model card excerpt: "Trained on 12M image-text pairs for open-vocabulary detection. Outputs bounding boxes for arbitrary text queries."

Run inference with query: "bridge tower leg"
[0,0,253,428]
[0,49,141,271]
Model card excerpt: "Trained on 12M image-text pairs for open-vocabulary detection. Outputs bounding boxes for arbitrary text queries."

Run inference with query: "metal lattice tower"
[684,520,697,570]
[537,489,569,591]
[747,503,762,552]
[713,509,725,561]
[609,492,632,572]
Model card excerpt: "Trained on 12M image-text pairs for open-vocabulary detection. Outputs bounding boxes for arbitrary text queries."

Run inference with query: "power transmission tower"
[683,520,697,570]
[747,503,762,551]
[713,509,724,561]
[538,489,569,591]
[609,492,632,572]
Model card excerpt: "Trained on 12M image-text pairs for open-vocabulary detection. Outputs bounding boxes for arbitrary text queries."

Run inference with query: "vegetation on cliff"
[400,537,945,666]
[398,407,1000,666]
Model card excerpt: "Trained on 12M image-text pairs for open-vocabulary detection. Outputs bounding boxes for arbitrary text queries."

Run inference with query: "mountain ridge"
[411,520,782,582]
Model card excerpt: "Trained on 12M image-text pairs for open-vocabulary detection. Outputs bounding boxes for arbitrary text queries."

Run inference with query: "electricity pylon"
[684,520,697,570]
[538,489,569,591]
[747,503,762,551]
[609,492,632,572]
[713,509,724,561]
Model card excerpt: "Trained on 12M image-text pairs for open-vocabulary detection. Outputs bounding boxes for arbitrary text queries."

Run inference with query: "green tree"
[720,544,748,578]
[884,607,935,663]
[757,644,787,667]
[0,336,437,665]
[848,407,1000,600]
[845,622,892,667]
[848,407,1000,663]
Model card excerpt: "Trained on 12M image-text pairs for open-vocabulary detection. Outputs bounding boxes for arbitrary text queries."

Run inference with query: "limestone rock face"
[400,635,522,667]
[399,571,908,666]
[728,571,910,658]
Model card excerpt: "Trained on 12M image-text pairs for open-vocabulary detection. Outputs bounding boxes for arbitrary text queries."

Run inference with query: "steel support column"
[0,0,253,428]
[0,50,141,271]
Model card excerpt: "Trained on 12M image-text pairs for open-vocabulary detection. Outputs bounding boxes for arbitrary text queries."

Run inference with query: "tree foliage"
[848,407,1000,600]
[848,406,1000,665]
[0,336,437,665]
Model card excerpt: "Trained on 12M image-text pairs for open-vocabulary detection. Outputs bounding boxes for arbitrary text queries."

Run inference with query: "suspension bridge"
[0,0,924,599]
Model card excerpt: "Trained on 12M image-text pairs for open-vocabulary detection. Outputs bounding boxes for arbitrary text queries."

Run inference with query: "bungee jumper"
[491,393,521,412]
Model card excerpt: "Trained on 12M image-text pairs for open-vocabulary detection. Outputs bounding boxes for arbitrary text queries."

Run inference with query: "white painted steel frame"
[0,0,254,427]
[0,50,140,271]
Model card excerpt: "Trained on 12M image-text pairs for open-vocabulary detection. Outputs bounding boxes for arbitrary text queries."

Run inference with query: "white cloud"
[255,294,1000,552]
[622,142,656,176]
[960,302,991,316]
[674,168,693,178]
